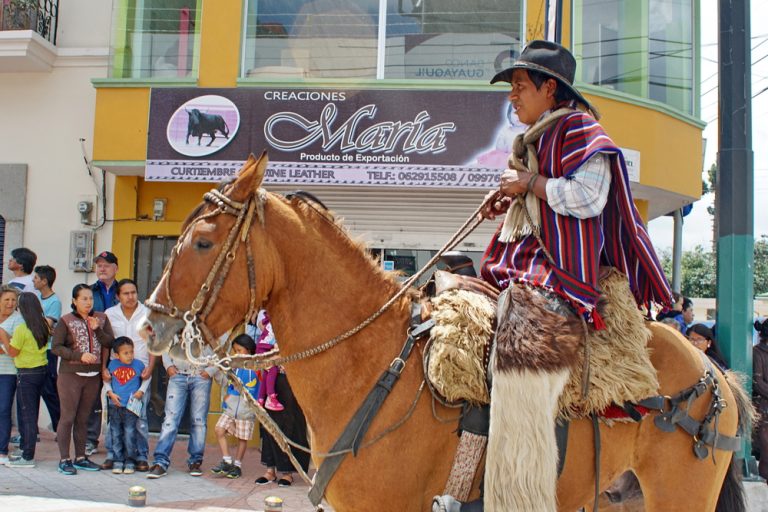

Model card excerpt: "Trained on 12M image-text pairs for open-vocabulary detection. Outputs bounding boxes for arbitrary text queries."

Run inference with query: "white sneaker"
[8,457,35,468]
[0,455,9,467]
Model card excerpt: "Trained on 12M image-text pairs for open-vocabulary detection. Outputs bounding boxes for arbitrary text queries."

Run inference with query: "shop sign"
[146,87,640,187]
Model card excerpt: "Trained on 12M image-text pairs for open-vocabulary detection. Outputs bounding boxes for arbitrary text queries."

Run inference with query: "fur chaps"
[485,285,582,512]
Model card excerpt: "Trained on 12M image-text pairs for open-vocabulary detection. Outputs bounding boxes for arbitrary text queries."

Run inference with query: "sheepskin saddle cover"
[426,268,659,418]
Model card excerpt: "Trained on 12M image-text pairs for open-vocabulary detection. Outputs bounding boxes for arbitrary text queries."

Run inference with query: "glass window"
[110,0,201,79]
[573,0,694,114]
[241,0,523,81]
[242,0,380,79]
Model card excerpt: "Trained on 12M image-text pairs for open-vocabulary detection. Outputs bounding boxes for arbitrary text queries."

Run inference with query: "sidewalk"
[2,431,768,511]
[0,431,330,512]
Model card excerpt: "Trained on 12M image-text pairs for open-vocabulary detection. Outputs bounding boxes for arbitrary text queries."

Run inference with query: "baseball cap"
[94,251,118,265]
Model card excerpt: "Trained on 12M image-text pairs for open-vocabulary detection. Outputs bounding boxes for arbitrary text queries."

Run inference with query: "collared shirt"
[545,153,612,219]
[106,303,150,366]
[91,280,118,313]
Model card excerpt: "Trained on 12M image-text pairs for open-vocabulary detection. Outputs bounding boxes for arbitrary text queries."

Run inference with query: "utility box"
[69,230,94,272]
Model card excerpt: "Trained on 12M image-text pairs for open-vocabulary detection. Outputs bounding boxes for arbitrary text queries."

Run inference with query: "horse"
[141,153,748,512]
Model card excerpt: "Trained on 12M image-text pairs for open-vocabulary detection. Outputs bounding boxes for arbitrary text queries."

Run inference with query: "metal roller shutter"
[264,185,498,251]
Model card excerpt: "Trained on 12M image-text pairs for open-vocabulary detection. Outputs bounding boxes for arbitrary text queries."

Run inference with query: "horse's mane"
[181,182,402,290]
[276,192,402,289]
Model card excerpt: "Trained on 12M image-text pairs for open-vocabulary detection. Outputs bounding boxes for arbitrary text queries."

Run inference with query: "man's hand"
[80,352,98,364]
[499,169,533,198]
[108,391,122,407]
[133,390,144,400]
[200,370,210,380]
[141,366,152,380]
[102,367,112,382]
[166,366,178,378]
[479,190,512,220]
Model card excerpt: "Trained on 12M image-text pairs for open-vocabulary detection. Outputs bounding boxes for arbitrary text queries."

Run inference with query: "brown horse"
[142,154,746,512]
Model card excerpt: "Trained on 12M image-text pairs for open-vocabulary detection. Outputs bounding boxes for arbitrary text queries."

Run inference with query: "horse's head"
[141,152,271,354]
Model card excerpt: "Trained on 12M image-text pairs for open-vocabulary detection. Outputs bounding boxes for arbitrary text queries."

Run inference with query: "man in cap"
[85,251,121,457]
[433,40,671,512]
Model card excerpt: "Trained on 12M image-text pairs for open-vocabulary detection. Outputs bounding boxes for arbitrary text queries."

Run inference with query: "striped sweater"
[481,110,672,326]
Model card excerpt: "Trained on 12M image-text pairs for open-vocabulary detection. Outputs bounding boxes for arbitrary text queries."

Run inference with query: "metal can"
[264,496,283,511]
[128,485,147,507]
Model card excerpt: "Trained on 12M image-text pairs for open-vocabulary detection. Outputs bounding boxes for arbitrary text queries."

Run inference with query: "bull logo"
[166,94,240,157]
[185,108,230,146]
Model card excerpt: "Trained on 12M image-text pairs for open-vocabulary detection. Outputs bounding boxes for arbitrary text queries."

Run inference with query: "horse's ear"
[229,151,268,201]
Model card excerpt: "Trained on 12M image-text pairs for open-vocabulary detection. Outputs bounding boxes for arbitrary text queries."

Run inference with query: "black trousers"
[259,374,310,473]
[16,366,47,460]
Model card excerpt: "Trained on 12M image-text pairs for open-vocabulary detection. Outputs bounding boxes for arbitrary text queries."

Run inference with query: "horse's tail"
[714,370,755,512]
[724,370,757,437]
[716,457,747,512]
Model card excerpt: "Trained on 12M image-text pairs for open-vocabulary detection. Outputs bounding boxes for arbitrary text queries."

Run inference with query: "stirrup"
[432,495,462,512]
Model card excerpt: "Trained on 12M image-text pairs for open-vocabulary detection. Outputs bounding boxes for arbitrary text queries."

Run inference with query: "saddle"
[423,267,660,420]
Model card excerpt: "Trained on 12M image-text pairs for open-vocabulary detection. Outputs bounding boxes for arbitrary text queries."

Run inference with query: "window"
[110,0,201,79]
[572,0,694,114]
[241,0,523,81]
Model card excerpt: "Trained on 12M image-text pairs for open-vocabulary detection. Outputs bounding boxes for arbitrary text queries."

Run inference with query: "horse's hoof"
[432,495,461,512]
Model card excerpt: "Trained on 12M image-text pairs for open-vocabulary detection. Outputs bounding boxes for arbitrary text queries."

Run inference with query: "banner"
[146,87,640,187]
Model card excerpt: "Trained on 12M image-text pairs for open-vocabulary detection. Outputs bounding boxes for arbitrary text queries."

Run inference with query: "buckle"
[390,357,406,375]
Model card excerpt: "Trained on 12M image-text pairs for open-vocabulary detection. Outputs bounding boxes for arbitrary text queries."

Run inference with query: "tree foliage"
[659,236,768,297]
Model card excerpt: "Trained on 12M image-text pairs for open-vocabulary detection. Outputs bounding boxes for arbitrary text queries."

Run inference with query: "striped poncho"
[480,110,672,327]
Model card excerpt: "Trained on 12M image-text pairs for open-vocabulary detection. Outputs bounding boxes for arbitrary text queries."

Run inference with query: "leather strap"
[308,307,434,507]
[555,418,570,478]
[634,352,742,456]
[591,414,601,512]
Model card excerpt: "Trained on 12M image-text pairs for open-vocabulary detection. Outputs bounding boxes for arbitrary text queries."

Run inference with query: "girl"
[686,323,728,371]
[0,292,51,466]
[256,311,283,411]
[52,284,114,475]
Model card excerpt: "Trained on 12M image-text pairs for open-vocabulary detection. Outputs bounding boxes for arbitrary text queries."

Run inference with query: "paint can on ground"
[264,496,283,511]
[128,486,147,507]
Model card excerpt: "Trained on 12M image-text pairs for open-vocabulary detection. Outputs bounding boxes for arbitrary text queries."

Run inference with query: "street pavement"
[2,430,768,511]
[0,430,331,512]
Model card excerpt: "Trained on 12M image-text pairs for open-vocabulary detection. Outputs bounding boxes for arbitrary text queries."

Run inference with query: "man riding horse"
[434,40,672,512]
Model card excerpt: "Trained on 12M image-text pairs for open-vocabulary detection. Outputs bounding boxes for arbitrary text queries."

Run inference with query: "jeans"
[16,367,47,460]
[105,387,150,462]
[152,374,211,469]
[108,404,138,465]
[0,374,17,455]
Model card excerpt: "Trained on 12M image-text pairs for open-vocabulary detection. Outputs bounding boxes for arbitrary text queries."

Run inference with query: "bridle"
[144,186,266,360]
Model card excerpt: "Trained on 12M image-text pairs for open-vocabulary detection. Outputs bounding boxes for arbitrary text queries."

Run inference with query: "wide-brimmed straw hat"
[491,40,599,118]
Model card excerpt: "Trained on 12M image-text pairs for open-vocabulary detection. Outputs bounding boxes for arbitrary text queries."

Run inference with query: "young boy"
[104,337,148,474]
[210,334,260,479]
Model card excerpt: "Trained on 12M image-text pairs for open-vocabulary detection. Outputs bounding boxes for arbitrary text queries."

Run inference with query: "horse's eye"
[194,239,213,250]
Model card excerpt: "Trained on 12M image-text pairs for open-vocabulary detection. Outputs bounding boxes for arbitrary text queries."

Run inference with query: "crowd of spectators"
[0,247,308,485]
